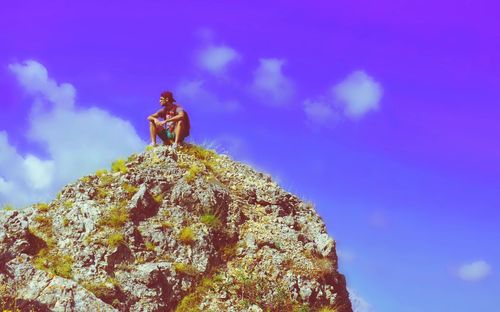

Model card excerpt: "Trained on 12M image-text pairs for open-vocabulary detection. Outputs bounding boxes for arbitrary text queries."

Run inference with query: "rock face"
[0,145,352,312]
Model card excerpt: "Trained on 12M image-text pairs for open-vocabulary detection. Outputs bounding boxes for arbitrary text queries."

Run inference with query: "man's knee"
[176,120,185,130]
[149,120,155,128]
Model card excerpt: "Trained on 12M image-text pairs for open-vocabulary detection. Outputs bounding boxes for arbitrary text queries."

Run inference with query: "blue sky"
[1,1,499,311]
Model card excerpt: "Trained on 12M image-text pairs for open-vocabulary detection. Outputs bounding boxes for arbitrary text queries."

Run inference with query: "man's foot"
[150,143,157,147]
[171,143,178,150]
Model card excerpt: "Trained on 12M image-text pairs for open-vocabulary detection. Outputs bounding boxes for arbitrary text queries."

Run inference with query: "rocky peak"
[0,144,352,312]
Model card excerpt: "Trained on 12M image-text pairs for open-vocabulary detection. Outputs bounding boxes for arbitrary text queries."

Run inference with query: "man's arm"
[165,111,185,123]
[147,109,163,124]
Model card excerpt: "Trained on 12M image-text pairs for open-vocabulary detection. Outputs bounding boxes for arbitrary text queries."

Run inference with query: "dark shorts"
[159,128,175,141]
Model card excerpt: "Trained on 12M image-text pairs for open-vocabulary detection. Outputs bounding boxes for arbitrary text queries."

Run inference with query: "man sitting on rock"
[148,91,190,149]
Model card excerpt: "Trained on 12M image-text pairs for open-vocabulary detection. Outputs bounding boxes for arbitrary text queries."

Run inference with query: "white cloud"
[349,288,374,312]
[0,132,25,183]
[0,133,53,206]
[28,106,144,183]
[176,79,239,112]
[252,58,293,105]
[457,260,492,282]
[303,70,382,125]
[333,70,382,120]
[0,60,145,207]
[0,177,15,198]
[303,98,337,125]
[197,44,239,75]
[23,155,55,190]
[9,60,75,109]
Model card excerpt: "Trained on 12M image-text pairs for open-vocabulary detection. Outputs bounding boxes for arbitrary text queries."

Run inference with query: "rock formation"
[0,145,352,312]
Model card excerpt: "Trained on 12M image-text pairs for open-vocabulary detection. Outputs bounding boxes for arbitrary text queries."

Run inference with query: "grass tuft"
[173,262,198,276]
[175,270,226,312]
[33,250,74,279]
[178,227,195,245]
[317,308,337,312]
[127,153,138,163]
[95,169,108,177]
[182,144,217,161]
[2,204,14,211]
[145,241,156,252]
[185,164,202,183]
[35,203,50,213]
[122,183,138,198]
[175,292,202,312]
[33,215,53,233]
[200,214,221,228]
[111,159,128,174]
[153,193,164,204]
[107,232,125,248]
[64,200,73,209]
[81,278,120,302]
[99,174,114,187]
[99,205,129,228]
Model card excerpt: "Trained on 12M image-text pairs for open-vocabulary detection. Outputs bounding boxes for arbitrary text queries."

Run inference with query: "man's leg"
[158,127,170,145]
[150,121,169,145]
[149,121,158,145]
[174,120,185,144]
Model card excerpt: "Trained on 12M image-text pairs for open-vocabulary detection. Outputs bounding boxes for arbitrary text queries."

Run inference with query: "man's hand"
[147,115,160,123]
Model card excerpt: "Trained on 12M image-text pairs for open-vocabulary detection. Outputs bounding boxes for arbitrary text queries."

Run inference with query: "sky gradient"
[1,1,499,311]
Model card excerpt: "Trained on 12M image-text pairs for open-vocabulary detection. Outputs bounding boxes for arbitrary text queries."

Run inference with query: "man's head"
[159,91,175,107]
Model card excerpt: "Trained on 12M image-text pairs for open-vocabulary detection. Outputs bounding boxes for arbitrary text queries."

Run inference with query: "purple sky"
[1,1,499,311]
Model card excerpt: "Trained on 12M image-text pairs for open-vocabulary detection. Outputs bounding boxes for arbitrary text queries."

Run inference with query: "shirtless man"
[148,91,190,148]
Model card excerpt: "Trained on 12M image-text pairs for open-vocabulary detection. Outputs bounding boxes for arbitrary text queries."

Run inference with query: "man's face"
[159,97,170,106]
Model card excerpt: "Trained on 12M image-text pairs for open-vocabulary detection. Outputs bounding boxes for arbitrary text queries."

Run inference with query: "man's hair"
[160,91,175,102]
